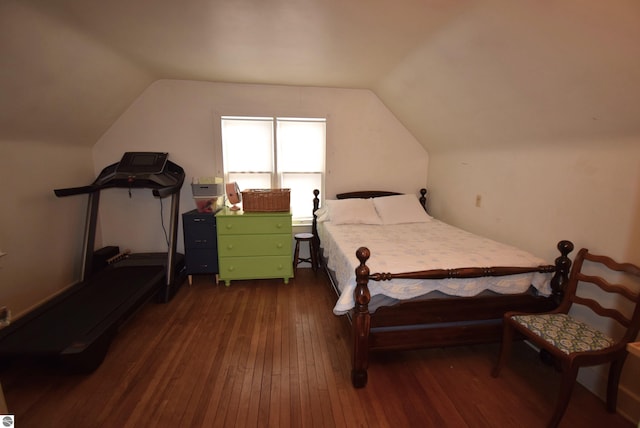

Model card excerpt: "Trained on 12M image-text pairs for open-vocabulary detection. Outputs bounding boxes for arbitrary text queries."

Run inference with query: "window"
[221,116,325,223]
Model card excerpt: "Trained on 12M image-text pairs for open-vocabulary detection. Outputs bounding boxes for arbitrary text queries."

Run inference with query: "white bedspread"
[319,221,553,315]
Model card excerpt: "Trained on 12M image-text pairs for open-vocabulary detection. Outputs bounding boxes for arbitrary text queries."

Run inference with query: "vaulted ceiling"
[2,0,639,150]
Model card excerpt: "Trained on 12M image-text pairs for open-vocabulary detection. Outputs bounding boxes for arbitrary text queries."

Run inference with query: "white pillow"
[314,206,329,223]
[321,199,382,225]
[373,194,431,224]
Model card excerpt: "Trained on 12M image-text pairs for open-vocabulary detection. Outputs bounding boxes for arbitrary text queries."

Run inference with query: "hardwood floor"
[0,269,635,428]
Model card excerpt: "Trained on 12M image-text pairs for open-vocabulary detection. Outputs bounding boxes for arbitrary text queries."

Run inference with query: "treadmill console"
[116,152,168,175]
[99,151,181,190]
[55,152,185,198]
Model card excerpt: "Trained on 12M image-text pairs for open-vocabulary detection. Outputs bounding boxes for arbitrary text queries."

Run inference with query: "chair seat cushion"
[511,313,614,355]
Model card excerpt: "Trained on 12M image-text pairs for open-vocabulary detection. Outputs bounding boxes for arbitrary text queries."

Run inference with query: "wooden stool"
[293,233,318,273]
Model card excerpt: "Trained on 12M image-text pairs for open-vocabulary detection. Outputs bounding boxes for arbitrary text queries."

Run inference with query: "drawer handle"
[226,244,234,250]
[226,224,233,230]
[227,266,235,272]
[195,239,208,244]
[276,243,283,249]
[194,218,206,222]
[276,223,283,229]
[277,264,283,270]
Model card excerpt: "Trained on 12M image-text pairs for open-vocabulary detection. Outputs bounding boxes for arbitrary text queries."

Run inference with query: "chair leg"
[492,319,514,377]
[548,365,579,428]
[293,240,300,272]
[606,355,627,412]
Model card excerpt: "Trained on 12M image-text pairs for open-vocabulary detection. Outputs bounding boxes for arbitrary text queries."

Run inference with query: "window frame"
[221,115,326,225]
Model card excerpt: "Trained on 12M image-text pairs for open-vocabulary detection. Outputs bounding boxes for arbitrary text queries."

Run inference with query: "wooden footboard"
[351,241,574,387]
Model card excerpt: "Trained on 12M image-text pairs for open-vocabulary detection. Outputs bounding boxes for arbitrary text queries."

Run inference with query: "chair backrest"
[559,248,640,345]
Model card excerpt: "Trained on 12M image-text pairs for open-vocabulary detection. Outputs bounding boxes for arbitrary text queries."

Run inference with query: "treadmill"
[0,152,187,372]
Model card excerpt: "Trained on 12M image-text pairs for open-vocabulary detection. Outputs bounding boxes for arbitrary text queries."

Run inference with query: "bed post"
[550,240,574,305]
[312,189,321,270]
[352,247,372,388]
[419,188,428,212]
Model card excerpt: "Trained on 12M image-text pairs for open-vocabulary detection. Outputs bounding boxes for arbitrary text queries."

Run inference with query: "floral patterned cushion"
[511,313,614,355]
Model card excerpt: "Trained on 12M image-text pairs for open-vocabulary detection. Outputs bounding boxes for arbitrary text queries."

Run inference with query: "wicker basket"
[242,189,290,212]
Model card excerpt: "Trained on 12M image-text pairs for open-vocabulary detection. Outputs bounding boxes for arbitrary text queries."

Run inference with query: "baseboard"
[618,384,640,425]
[12,280,77,321]
[577,360,640,426]
[619,350,640,425]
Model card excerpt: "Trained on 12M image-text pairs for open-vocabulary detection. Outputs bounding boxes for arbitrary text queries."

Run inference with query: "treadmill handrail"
[54,185,100,197]
[54,160,185,198]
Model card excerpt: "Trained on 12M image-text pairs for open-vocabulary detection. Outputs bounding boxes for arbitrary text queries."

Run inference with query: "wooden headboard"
[336,190,402,199]
[336,189,428,212]
[311,188,429,259]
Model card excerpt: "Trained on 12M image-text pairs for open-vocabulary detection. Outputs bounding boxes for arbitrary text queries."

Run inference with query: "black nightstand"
[182,209,220,285]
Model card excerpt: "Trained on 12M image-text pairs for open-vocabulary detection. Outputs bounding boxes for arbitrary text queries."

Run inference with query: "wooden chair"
[492,248,640,428]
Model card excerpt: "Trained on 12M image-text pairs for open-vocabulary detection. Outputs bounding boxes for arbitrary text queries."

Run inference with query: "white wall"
[0,141,95,317]
[93,80,428,255]
[428,140,640,264]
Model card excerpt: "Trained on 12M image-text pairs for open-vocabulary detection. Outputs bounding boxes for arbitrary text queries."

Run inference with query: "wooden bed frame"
[311,189,574,388]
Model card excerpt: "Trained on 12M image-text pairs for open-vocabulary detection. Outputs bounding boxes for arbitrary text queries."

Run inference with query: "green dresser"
[216,207,293,286]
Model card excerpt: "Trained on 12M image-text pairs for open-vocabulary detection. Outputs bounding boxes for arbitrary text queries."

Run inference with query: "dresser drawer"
[184,230,216,248]
[183,212,216,225]
[218,234,291,257]
[217,215,291,235]
[183,211,217,248]
[218,256,293,280]
[185,249,218,273]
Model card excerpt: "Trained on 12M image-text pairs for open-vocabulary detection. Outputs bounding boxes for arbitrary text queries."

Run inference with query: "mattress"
[318,221,553,315]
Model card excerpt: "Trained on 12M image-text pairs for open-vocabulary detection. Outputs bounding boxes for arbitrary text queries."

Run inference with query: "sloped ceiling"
[1,0,639,150]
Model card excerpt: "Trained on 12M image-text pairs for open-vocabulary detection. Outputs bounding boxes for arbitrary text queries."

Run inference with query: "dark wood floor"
[0,269,634,427]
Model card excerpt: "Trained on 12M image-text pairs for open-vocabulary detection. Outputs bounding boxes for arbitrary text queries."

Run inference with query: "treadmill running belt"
[0,265,164,354]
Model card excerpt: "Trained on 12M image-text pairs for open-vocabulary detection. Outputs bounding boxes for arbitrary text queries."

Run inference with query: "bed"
[311,189,574,387]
